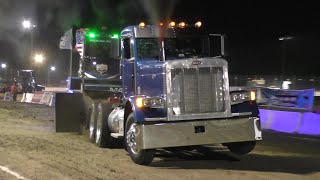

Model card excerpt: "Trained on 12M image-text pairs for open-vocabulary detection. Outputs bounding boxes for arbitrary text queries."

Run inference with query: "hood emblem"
[192,60,202,65]
[96,64,108,73]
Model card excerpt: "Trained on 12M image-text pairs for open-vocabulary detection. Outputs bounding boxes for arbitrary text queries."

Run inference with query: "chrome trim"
[108,108,124,133]
[231,112,252,117]
[145,117,167,122]
[165,58,232,121]
[135,117,262,149]
[252,117,262,140]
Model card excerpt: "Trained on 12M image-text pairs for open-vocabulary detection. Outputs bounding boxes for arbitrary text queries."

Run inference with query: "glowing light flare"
[139,22,146,28]
[89,32,96,38]
[250,91,256,101]
[195,21,202,28]
[50,66,56,71]
[169,21,176,27]
[179,22,186,28]
[22,20,31,29]
[159,22,164,26]
[34,54,45,63]
[136,97,144,108]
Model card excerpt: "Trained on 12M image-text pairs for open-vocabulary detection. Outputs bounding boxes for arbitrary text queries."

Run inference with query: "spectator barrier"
[259,109,320,136]
[258,88,320,136]
[20,91,55,106]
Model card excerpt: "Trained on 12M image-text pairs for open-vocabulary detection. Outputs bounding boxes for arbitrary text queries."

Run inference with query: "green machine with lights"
[67,28,121,92]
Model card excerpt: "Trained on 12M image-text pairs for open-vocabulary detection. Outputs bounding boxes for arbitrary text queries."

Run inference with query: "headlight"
[136,97,164,108]
[230,91,256,102]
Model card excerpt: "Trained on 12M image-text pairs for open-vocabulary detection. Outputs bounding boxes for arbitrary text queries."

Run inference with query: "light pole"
[278,36,293,78]
[48,66,56,85]
[22,19,36,67]
[1,63,7,80]
[33,53,45,82]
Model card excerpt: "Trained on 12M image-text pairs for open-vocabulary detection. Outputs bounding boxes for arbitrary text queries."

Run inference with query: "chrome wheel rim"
[126,123,140,154]
[95,110,102,144]
[89,109,95,139]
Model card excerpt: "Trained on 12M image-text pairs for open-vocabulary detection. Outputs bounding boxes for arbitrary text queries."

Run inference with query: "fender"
[125,96,146,123]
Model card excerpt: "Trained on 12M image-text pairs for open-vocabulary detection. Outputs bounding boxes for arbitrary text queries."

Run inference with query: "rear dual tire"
[95,101,116,148]
[88,102,98,142]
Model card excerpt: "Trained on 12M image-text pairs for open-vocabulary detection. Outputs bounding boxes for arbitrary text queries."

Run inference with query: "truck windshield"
[84,39,115,61]
[136,37,209,60]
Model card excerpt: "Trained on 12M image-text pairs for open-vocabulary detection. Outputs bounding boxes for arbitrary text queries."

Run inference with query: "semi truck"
[60,21,262,165]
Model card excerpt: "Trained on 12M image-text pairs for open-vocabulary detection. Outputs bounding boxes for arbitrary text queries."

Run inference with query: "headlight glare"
[144,97,164,107]
[231,91,253,102]
[136,97,164,108]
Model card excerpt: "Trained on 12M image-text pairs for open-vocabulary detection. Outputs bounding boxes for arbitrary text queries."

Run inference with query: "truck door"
[121,37,135,97]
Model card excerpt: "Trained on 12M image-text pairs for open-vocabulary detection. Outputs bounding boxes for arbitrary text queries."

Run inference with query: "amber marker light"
[178,22,186,28]
[139,22,146,28]
[250,91,256,101]
[136,97,144,108]
[195,21,202,28]
[169,21,176,27]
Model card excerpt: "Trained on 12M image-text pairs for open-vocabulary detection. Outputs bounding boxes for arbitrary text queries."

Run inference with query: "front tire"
[125,113,155,165]
[224,141,256,155]
[95,101,116,148]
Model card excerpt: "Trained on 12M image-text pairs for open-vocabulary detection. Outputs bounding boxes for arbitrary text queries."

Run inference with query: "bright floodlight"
[51,66,56,71]
[1,63,6,68]
[34,54,44,63]
[22,20,31,29]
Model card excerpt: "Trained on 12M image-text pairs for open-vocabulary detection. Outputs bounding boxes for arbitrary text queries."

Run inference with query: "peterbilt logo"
[96,64,108,73]
[192,60,202,65]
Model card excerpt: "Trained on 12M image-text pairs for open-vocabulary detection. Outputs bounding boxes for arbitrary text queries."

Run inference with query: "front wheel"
[125,113,155,165]
[224,141,256,155]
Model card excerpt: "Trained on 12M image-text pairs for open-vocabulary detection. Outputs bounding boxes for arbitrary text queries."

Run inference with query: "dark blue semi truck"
[63,22,262,165]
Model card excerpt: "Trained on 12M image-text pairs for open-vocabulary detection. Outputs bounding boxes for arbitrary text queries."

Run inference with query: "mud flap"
[55,92,85,132]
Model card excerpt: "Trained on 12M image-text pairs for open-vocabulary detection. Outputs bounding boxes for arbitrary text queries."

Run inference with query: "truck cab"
[93,22,261,165]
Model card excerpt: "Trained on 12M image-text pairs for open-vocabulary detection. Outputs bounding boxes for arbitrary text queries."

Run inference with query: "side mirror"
[208,34,228,58]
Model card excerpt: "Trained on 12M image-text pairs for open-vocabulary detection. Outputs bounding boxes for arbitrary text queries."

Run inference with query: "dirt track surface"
[1,100,320,180]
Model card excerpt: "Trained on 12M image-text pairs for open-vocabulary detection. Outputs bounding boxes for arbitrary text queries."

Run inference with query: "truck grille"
[170,67,225,114]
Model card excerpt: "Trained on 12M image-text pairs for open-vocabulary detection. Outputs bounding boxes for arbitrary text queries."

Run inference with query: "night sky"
[0,0,319,82]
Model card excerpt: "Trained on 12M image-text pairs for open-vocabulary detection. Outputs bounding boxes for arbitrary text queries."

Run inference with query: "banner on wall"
[259,88,315,111]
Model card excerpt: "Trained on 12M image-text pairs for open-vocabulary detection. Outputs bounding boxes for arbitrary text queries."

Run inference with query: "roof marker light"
[139,22,146,28]
[159,22,164,26]
[195,21,202,28]
[169,21,176,27]
[111,34,119,39]
[178,22,186,28]
[89,32,96,38]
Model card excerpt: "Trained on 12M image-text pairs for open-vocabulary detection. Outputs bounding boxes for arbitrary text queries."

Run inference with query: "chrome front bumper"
[135,117,262,149]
